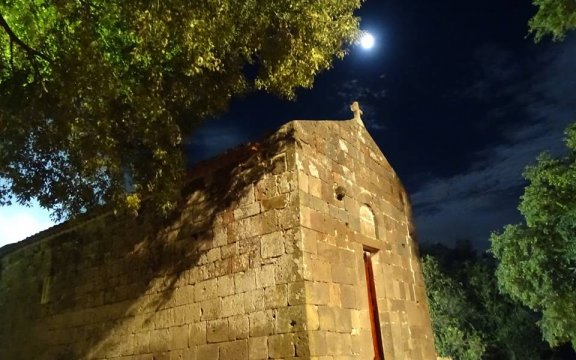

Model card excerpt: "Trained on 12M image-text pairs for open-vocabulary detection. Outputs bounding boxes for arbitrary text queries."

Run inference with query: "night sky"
[1,0,575,248]
[187,0,576,250]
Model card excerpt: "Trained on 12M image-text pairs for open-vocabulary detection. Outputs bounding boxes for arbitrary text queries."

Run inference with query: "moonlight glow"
[360,32,375,49]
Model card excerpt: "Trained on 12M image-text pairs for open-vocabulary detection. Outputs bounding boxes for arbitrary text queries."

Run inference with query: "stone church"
[0,112,437,359]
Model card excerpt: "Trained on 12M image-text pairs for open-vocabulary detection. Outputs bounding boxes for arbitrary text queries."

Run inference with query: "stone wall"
[293,120,436,359]
[0,119,436,359]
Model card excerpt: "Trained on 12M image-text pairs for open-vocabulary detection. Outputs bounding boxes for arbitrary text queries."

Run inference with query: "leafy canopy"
[0,0,362,219]
[422,254,486,360]
[530,0,576,41]
[422,242,551,360]
[491,124,576,348]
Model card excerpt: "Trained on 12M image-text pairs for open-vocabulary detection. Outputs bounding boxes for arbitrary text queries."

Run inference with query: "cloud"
[185,121,252,165]
[412,37,576,249]
[336,79,387,130]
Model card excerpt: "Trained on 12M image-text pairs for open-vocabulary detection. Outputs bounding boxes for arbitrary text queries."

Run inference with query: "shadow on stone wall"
[0,125,296,359]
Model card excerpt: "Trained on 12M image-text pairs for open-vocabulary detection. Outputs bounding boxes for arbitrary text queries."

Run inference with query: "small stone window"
[359,205,377,239]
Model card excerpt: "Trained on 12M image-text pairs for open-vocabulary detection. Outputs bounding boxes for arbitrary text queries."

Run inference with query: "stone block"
[194,278,218,302]
[177,348,197,360]
[268,333,295,358]
[317,306,336,331]
[248,336,268,360]
[305,305,320,331]
[300,205,312,228]
[328,283,342,307]
[340,285,356,309]
[173,285,195,307]
[309,209,330,234]
[228,314,249,340]
[300,228,318,254]
[243,289,265,313]
[183,303,202,324]
[258,210,279,236]
[207,319,229,343]
[276,208,299,230]
[331,266,354,285]
[235,270,256,293]
[334,308,352,332]
[255,265,275,289]
[317,242,339,261]
[308,331,327,356]
[274,257,301,284]
[276,305,307,333]
[220,339,248,360]
[270,153,287,174]
[260,232,284,259]
[305,159,319,177]
[196,344,219,360]
[238,184,256,207]
[305,281,330,305]
[302,255,331,283]
[213,228,228,247]
[149,328,170,352]
[220,243,237,259]
[309,177,323,198]
[189,322,207,346]
[298,172,309,193]
[263,284,286,309]
[255,176,278,200]
[134,331,151,353]
[217,275,235,297]
[287,281,305,306]
[204,247,222,264]
[221,293,245,317]
[199,299,221,321]
[170,325,188,349]
[277,171,295,193]
[249,310,275,337]
[234,203,261,220]
[261,194,289,211]
[325,332,351,355]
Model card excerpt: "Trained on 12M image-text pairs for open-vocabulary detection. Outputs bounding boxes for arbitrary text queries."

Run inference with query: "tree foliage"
[491,123,576,348]
[422,254,486,360]
[529,0,576,42]
[422,242,554,359]
[0,0,362,219]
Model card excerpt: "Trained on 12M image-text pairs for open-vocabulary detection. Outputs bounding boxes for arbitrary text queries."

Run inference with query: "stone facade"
[0,119,436,359]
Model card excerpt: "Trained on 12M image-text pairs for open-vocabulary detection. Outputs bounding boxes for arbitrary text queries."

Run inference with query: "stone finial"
[350,101,364,126]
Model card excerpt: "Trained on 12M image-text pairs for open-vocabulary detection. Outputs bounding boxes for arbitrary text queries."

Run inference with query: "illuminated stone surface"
[0,119,436,359]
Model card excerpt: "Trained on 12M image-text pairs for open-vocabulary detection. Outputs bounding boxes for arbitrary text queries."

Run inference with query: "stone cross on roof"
[350,101,364,127]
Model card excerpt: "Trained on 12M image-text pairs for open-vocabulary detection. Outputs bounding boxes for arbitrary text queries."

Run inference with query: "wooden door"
[364,250,384,359]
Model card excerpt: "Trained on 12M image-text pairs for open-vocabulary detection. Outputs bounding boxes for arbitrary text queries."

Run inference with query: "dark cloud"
[186,123,251,165]
[336,79,387,131]
[412,37,576,249]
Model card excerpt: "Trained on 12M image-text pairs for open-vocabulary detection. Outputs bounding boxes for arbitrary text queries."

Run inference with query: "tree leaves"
[491,123,576,348]
[529,0,576,42]
[422,255,487,360]
[422,244,554,359]
[0,0,362,220]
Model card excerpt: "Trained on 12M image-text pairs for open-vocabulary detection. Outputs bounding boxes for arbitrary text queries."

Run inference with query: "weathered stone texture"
[0,119,436,359]
[292,120,436,359]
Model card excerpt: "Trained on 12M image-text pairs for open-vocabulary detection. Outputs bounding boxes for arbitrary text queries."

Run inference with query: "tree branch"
[0,13,51,62]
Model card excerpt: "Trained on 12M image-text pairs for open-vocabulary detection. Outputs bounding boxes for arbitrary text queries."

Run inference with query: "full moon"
[360,32,375,49]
